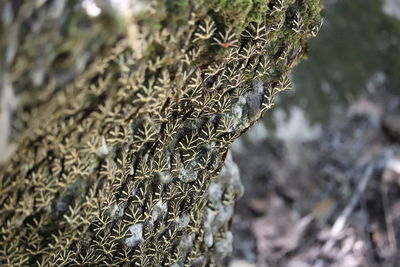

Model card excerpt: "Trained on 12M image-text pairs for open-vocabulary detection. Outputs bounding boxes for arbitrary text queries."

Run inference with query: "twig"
[381,183,398,254]
[322,164,375,254]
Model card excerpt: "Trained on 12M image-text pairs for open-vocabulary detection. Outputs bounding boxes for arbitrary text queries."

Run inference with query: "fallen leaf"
[311,198,336,220]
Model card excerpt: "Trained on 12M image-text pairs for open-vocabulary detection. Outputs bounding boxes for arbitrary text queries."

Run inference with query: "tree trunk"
[0,0,321,266]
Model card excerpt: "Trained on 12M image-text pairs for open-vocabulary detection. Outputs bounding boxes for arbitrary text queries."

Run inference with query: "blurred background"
[230,0,400,266]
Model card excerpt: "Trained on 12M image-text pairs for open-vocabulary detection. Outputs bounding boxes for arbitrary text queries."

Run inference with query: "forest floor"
[229,91,400,267]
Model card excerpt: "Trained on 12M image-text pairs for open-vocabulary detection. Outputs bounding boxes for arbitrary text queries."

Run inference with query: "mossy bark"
[0,0,321,266]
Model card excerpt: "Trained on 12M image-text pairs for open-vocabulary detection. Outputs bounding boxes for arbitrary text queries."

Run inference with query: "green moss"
[139,0,273,36]
[165,0,192,29]
[302,0,322,24]
[200,0,271,30]
[248,0,270,22]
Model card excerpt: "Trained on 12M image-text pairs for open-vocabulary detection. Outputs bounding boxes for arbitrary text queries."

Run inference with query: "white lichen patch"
[215,204,234,228]
[203,151,244,254]
[252,80,264,96]
[178,234,194,251]
[246,80,265,119]
[208,182,223,206]
[176,212,190,227]
[225,81,264,133]
[125,223,143,248]
[109,203,124,219]
[228,95,248,131]
[172,233,195,266]
[219,151,244,198]
[179,160,199,182]
[215,231,233,258]
[97,136,109,156]
[159,172,171,183]
[204,229,214,248]
[204,208,217,247]
[151,200,167,223]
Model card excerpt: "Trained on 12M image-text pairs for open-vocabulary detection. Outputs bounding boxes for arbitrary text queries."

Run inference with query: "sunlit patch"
[82,0,101,17]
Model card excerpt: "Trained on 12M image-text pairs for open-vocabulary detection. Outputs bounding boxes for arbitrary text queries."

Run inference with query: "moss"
[301,0,322,24]
[165,0,192,30]
[139,0,275,39]
[248,0,271,22]
[200,0,271,30]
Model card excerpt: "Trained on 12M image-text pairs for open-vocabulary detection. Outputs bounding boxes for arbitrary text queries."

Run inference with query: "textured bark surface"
[0,0,321,266]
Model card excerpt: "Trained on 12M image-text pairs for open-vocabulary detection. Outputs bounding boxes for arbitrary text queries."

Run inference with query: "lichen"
[125,223,144,247]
